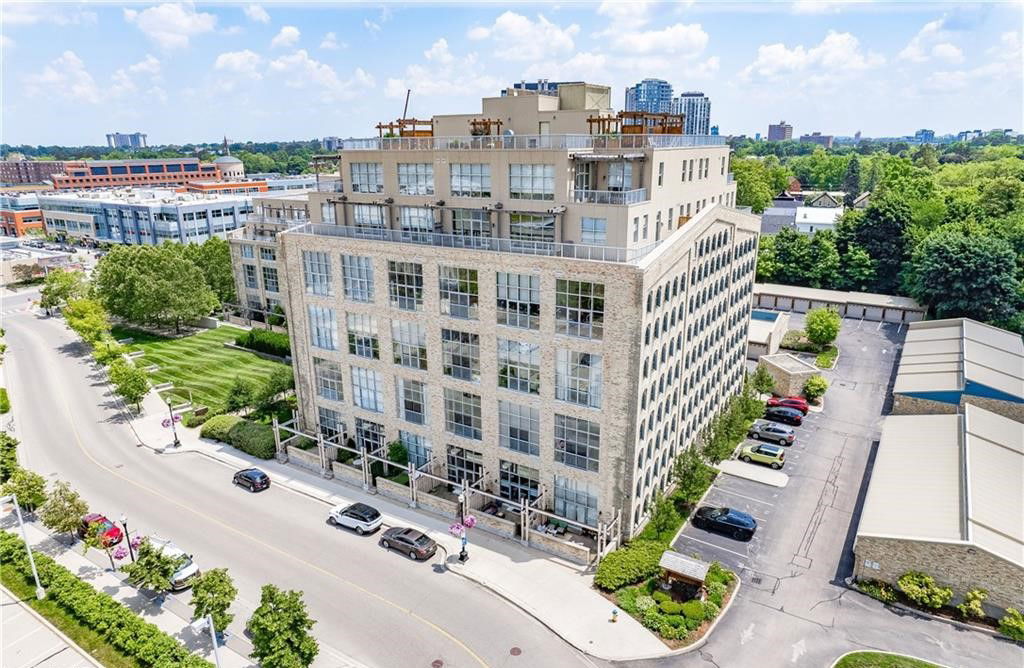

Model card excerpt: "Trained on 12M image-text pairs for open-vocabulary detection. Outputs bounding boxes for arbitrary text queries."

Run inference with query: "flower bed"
[608,562,737,646]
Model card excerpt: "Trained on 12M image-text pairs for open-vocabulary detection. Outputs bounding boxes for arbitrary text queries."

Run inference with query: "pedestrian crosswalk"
[0,304,37,318]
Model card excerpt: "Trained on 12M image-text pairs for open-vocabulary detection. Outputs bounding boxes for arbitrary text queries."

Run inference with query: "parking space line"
[676,533,749,558]
[710,486,776,506]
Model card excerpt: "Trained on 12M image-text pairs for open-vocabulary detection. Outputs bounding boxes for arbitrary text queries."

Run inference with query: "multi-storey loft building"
[229,84,757,544]
[39,188,252,245]
[0,159,69,185]
[671,92,712,135]
[51,158,236,190]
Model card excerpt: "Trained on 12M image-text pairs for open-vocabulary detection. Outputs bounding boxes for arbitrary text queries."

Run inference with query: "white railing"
[572,188,648,205]
[285,223,662,264]
[341,134,727,151]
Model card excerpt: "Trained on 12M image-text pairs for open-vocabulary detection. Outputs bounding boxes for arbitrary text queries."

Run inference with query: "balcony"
[341,134,727,152]
[284,223,662,264]
[572,188,648,205]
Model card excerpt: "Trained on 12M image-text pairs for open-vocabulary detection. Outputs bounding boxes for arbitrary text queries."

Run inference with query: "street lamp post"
[1,494,45,600]
[120,514,135,562]
[190,614,222,668]
[167,401,181,448]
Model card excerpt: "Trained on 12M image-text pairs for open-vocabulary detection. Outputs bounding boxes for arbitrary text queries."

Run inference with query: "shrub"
[634,595,656,613]
[641,606,665,630]
[956,589,987,620]
[226,420,276,459]
[780,329,820,352]
[665,614,686,628]
[706,562,735,588]
[659,600,683,615]
[652,591,670,603]
[616,587,640,614]
[200,415,242,443]
[897,571,953,610]
[594,541,666,590]
[805,307,841,348]
[681,600,705,620]
[703,600,720,621]
[0,388,9,414]
[751,364,775,394]
[0,532,211,668]
[706,581,727,607]
[999,608,1024,642]
[235,329,291,358]
[0,433,18,483]
[803,375,829,402]
[684,615,702,632]
[815,345,839,369]
[182,410,214,428]
[857,579,897,604]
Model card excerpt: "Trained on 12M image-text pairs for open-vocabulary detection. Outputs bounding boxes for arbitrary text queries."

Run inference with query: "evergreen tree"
[842,155,862,207]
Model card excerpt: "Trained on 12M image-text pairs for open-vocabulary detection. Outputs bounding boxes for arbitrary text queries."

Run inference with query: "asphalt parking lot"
[673,314,907,593]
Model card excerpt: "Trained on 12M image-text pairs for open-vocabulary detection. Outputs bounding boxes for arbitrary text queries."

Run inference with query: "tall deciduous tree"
[755,234,779,282]
[909,223,1022,323]
[731,157,774,213]
[183,237,236,306]
[63,298,111,343]
[806,230,840,289]
[842,155,862,206]
[39,480,89,539]
[108,359,150,411]
[1,468,47,513]
[40,269,87,311]
[122,538,187,594]
[840,245,876,292]
[852,195,912,293]
[247,584,319,668]
[772,228,813,286]
[805,308,841,348]
[191,568,238,634]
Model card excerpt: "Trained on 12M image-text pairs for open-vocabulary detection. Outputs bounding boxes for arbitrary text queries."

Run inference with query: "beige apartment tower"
[230,85,758,549]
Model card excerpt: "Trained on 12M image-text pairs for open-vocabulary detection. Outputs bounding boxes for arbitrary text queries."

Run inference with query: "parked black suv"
[692,506,758,541]
[764,406,803,426]
[233,468,270,492]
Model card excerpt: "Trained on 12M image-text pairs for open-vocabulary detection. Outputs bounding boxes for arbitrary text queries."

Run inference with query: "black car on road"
[233,468,270,492]
[692,506,758,541]
[764,406,803,426]
[379,527,437,561]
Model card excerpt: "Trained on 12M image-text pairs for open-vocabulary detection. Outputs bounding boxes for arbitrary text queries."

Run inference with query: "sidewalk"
[2,520,255,668]
[1,585,102,668]
[128,389,669,661]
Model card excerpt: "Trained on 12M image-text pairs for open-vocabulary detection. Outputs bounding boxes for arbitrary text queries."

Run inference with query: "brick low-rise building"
[0,159,68,185]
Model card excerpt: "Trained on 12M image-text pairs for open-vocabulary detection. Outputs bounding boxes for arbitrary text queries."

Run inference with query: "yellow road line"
[55,377,490,668]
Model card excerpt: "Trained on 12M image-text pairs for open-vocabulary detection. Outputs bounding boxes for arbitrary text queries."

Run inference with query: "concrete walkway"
[2,521,254,667]
[125,388,669,661]
[1,585,102,668]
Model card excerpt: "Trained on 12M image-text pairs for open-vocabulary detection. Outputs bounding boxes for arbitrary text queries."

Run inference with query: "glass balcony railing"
[284,223,663,264]
[571,188,649,205]
[341,134,727,151]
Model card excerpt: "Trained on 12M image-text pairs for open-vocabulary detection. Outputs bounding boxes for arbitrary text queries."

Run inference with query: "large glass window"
[397,163,434,195]
[320,201,336,224]
[391,321,428,370]
[241,245,254,259]
[554,414,601,472]
[351,366,384,413]
[497,339,540,394]
[400,431,432,469]
[446,444,483,485]
[555,350,603,408]
[318,406,344,441]
[556,280,605,340]
[509,164,555,200]
[554,475,599,527]
[341,255,374,302]
[350,162,383,193]
[356,418,386,453]
[346,313,380,359]
[581,217,607,245]
[451,209,492,247]
[243,264,258,289]
[313,357,344,401]
[399,206,438,242]
[438,266,478,320]
[498,400,539,455]
[352,204,386,236]
[260,247,276,261]
[387,261,423,311]
[496,273,540,330]
[450,163,491,198]
[441,329,480,382]
[510,213,555,244]
[307,305,337,350]
[261,266,279,293]
[444,390,482,441]
[302,250,332,296]
[499,461,540,502]
[396,377,427,425]
[608,162,634,190]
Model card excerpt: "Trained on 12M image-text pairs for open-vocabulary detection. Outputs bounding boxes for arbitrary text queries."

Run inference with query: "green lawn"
[112,325,289,411]
[834,651,941,668]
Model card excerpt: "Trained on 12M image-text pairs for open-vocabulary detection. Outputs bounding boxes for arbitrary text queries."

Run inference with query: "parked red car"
[77,513,123,547]
[766,396,810,414]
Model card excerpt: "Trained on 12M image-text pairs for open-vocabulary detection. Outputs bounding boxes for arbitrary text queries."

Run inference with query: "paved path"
[1,586,101,668]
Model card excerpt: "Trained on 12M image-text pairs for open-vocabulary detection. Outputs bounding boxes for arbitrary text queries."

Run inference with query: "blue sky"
[2,1,1021,145]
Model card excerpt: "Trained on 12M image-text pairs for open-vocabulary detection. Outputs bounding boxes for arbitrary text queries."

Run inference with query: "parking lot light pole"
[2,494,45,600]
[120,513,135,562]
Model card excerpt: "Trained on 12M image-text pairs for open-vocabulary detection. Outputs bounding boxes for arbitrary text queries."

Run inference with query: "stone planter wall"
[417,492,459,520]
[376,477,412,505]
[527,530,592,565]
[331,461,365,487]
[475,512,517,538]
[287,446,320,471]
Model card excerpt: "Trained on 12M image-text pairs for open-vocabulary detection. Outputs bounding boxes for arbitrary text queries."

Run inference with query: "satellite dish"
[503,129,515,136]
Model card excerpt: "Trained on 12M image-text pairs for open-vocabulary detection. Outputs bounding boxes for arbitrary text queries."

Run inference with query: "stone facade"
[854,535,1024,613]
[892,393,1024,423]
[760,353,818,397]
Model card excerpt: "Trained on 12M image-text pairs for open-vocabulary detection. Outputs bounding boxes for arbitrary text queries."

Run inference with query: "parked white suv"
[327,503,383,535]
[148,536,200,590]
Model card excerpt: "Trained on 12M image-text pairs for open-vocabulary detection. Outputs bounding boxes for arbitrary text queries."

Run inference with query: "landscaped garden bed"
[832,650,940,668]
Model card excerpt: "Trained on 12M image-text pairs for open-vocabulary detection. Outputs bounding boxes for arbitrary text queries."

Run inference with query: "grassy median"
[834,651,941,668]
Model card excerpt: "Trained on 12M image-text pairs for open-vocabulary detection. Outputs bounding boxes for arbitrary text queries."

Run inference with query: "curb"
[0,583,105,668]
[829,649,954,668]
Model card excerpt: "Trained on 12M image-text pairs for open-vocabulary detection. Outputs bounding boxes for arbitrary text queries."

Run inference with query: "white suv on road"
[327,503,383,535]
[148,536,200,590]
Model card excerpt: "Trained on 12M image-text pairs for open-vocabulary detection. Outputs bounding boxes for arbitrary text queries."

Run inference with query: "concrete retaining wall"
[376,477,412,505]
[416,492,459,520]
[475,512,517,538]
[527,530,592,565]
[287,446,320,471]
[331,461,365,487]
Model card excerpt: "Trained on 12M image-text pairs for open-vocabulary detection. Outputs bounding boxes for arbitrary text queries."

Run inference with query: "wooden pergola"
[619,111,684,135]
[375,118,434,137]
[469,118,503,136]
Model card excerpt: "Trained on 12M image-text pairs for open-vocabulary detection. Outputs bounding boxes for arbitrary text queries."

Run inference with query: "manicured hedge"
[235,329,291,358]
[0,433,18,483]
[0,532,211,668]
[0,387,10,414]
[594,540,665,591]
[200,414,275,459]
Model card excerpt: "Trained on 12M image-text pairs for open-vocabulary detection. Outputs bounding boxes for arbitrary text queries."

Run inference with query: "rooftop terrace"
[340,134,727,152]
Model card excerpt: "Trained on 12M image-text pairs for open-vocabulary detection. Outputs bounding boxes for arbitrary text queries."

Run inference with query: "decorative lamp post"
[449,514,477,563]
[120,514,135,562]
[166,400,181,448]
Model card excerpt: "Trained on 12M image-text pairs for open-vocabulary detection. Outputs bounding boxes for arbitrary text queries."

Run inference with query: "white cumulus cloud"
[27,50,100,104]
[320,32,344,50]
[931,42,964,64]
[123,3,217,49]
[467,12,579,62]
[899,18,948,63]
[271,25,300,48]
[268,50,374,101]
[740,31,884,83]
[607,23,708,56]
[215,50,265,79]
[243,4,270,24]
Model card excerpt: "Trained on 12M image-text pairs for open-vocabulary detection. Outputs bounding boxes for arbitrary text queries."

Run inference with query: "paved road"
[606,317,1023,668]
[1,587,100,668]
[4,309,595,668]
